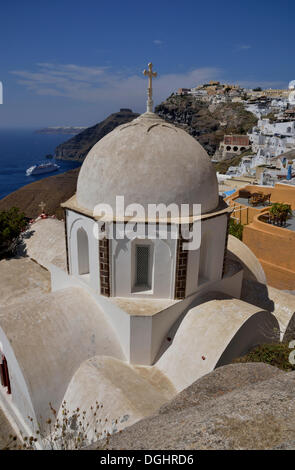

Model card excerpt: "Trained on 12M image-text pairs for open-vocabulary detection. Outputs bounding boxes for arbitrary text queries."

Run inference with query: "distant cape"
[54,109,139,161]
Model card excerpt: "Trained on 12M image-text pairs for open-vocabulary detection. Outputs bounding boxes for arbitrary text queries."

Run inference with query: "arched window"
[77,227,90,275]
[0,354,11,395]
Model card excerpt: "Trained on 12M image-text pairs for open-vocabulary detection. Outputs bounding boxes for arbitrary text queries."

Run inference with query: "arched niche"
[77,227,90,276]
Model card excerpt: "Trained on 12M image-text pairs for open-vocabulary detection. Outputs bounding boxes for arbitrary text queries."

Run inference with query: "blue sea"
[0,129,81,200]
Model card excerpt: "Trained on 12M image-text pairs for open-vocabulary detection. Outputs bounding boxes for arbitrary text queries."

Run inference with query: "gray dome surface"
[76,112,219,216]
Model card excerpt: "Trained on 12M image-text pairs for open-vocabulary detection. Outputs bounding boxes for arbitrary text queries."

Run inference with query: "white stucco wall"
[111,223,177,299]
[67,210,100,293]
[259,119,295,136]
[186,214,228,295]
[51,253,243,366]
[0,326,37,437]
[67,211,228,303]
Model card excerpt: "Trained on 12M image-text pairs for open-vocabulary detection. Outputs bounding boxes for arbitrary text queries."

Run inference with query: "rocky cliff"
[55,109,139,161]
[91,363,295,450]
[155,95,257,155]
[54,99,257,161]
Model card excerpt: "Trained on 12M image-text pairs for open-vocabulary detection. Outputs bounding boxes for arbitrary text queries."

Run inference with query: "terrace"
[225,183,295,289]
[259,210,295,232]
[234,197,269,209]
[225,183,295,226]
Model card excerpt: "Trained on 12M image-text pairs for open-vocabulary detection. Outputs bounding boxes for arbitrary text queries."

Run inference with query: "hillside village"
[53,80,295,191]
[175,80,295,190]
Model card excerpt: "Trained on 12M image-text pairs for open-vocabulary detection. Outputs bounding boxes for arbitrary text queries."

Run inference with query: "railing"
[230,205,249,224]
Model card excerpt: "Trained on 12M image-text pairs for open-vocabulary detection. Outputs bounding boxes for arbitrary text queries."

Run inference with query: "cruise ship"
[26,162,60,176]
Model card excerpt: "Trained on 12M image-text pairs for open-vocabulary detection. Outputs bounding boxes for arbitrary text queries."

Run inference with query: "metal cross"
[143,62,157,112]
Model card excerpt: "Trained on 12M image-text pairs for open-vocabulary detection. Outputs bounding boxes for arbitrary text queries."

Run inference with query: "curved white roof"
[61,356,175,438]
[227,234,267,284]
[0,287,124,426]
[76,112,219,216]
[21,218,66,270]
[156,292,279,392]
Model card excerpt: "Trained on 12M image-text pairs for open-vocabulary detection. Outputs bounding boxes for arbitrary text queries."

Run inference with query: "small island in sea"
[35,126,86,135]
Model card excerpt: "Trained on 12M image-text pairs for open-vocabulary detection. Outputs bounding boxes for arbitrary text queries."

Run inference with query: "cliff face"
[54,99,257,161]
[155,95,257,155]
[90,363,295,450]
[55,109,139,161]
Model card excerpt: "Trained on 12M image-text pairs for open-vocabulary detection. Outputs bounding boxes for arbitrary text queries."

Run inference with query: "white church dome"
[76,112,219,216]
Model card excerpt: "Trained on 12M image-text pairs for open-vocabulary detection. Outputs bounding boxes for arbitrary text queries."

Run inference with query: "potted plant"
[269,203,292,226]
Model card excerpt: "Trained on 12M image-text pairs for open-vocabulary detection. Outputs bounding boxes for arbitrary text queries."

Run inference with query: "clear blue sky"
[0,0,293,128]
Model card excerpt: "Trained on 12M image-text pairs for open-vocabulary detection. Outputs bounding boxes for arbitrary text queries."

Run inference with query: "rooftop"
[110,297,179,317]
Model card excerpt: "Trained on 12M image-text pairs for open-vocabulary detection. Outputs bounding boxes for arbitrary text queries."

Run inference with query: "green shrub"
[0,207,28,257]
[269,202,292,218]
[233,343,295,372]
[229,218,243,240]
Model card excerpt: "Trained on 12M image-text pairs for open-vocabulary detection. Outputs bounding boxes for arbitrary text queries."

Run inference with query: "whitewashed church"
[0,64,294,445]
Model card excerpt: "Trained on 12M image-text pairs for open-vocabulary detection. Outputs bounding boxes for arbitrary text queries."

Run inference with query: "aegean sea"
[0,128,81,199]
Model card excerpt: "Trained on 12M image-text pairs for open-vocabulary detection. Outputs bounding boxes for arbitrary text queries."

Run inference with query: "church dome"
[76,112,219,216]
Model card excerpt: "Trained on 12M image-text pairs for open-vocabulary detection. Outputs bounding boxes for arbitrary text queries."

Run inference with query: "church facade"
[0,65,292,445]
[54,109,242,366]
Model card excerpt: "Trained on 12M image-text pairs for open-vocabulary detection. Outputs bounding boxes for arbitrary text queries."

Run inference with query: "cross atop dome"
[143,62,157,113]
